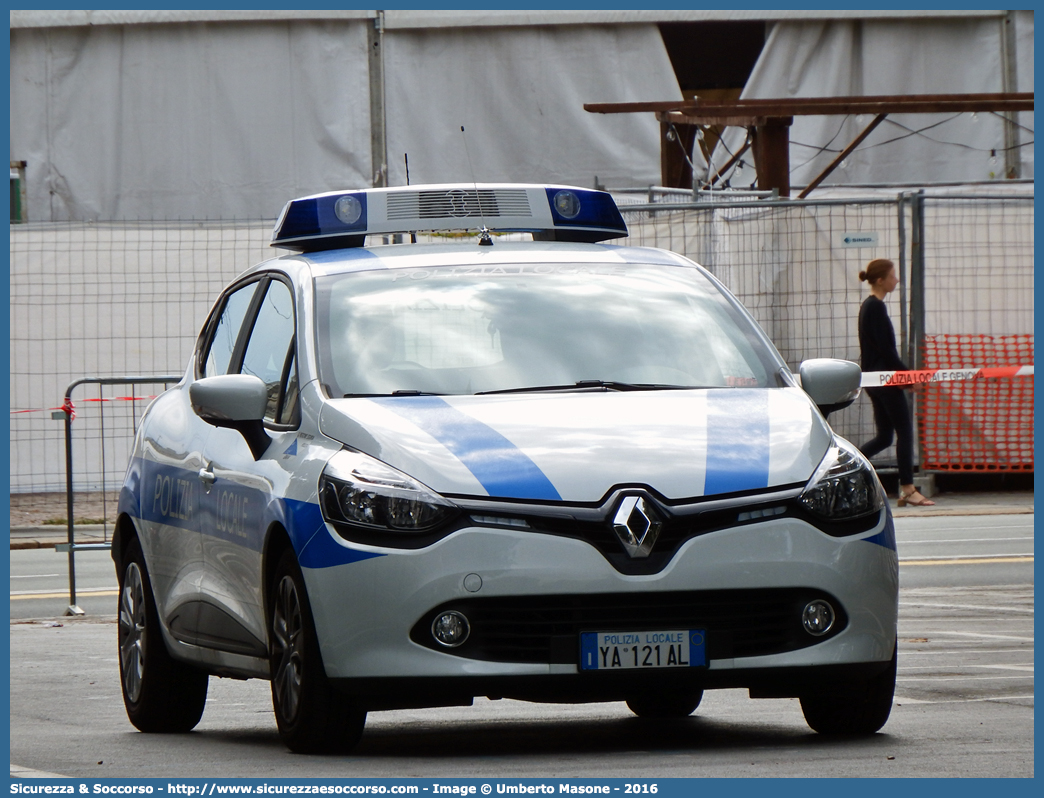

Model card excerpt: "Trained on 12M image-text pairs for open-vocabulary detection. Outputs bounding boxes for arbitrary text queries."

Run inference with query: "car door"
[197,275,300,658]
[137,277,262,646]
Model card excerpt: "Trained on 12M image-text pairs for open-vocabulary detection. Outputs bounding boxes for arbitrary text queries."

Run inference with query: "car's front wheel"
[269,548,366,754]
[626,690,703,719]
[800,643,897,735]
[118,537,209,732]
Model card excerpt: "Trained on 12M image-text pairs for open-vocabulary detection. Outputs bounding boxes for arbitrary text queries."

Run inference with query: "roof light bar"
[271,184,627,251]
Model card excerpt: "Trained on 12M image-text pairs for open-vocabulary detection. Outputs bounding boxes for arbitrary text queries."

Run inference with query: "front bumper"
[302,510,897,701]
[329,660,896,710]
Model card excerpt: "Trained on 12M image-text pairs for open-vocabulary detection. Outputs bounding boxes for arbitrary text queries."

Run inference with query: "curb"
[12,539,112,551]
[11,525,111,551]
[12,540,113,551]
[891,505,1034,518]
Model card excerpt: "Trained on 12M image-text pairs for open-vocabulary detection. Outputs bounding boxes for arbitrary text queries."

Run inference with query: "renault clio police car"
[114,184,897,753]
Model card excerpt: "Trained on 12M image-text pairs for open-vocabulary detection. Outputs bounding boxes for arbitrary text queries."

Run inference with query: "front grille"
[410,588,846,664]
[467,494,882,576]
[386,189,532,220]
[528,510,739,575]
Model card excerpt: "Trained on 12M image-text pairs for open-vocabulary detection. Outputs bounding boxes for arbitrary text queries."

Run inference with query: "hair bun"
[858,270,868,282]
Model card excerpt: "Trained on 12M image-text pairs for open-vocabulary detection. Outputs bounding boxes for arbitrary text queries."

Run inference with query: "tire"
[626,690,703,719]
[800,643,897,736]
[269,548,366,754]
[118,537,209,733]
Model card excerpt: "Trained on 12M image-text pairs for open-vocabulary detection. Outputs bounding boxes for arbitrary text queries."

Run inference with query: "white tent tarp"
[10,20,679,222]
[383,25,676,188]
[710,14,1034,189]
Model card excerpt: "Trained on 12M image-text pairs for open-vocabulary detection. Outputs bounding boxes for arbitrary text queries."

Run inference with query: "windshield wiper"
[475,380,696,395]
[343,389,445,398]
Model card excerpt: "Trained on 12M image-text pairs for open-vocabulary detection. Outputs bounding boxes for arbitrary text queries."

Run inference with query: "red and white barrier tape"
[9,370,1034,417]
[10,394,159,418]
[860,366,1034,388]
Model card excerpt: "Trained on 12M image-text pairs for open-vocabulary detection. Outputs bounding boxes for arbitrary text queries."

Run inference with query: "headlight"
[799,437,884,520]
[319,450,458,534]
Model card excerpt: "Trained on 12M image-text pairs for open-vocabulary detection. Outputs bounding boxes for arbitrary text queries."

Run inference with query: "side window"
[203,283,258,377]
[240,279,299,425]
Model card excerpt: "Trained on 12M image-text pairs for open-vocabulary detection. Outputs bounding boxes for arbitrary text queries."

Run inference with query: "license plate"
[579,630,706,670]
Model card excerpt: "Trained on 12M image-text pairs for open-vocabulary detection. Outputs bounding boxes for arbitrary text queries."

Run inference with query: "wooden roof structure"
[585,93,1034,197]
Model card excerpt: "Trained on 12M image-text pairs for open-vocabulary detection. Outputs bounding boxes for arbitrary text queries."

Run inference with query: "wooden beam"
[658,111,776,128]
[659,119,697,189]
[678,99,1032,118]
[687,91,1034,109]
[752,117,792,197]
[585,92,1034,118]
[797,113,888,199]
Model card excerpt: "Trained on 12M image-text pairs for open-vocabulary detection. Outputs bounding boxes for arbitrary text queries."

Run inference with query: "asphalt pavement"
[11,498,1033,776]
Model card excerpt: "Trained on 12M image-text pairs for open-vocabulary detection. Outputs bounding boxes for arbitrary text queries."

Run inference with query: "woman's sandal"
[898,489,935,507]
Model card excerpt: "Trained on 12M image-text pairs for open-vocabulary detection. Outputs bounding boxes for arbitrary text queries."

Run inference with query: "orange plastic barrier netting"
[918,334,1034,472]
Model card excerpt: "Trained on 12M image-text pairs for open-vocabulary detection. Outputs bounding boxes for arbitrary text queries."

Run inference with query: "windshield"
[314,262,779,397]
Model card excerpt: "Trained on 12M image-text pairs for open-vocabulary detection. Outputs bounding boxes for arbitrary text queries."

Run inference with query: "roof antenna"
[404,153,417,243]
[461,125,493,246]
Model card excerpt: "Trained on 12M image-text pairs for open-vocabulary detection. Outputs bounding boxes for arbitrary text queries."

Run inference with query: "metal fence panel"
[619,199,904,453]
[921,195,1034,337]
[9,221,274,509]
[8,193,1034,522]
[619,193,1033,467]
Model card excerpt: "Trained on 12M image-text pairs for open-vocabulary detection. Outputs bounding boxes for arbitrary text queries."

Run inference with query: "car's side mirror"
[798,358,862,417]
[189,374,272,459]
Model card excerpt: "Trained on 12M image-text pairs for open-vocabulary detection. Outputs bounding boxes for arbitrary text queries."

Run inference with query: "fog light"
[802,600,835,636]
[432,611,470,647]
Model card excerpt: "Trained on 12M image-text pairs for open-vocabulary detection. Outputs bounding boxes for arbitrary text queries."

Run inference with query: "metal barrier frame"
[618,191,1034,478]
[59,375,181,615]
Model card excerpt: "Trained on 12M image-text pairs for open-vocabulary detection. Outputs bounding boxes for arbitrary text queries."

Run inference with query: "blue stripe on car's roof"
[612,246,691,266]
[299,248,381,264]
[372,396,562,501]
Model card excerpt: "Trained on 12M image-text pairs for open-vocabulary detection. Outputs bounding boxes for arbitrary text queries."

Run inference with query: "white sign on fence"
[839,232,880,248]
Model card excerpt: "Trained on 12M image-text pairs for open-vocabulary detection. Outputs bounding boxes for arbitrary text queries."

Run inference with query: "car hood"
[318,388,832,503]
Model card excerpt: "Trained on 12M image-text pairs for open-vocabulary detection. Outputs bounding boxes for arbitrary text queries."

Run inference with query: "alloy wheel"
[119,562,147,703]
[272,574,305,722]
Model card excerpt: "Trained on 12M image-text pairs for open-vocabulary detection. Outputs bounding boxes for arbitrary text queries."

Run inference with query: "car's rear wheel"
[269,548,366,754]
[800,643,897,735]
[626,690,703,719]
[118,537,209,732]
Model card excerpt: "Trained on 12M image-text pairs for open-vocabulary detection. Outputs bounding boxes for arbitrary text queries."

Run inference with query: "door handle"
[198,466,216,491]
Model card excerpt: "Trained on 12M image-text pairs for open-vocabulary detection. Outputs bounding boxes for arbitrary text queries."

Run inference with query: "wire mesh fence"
[618,191,1033,472]
[619,198,900,458]
[9,221,276,522]
[920,194,1034,340]
[8,191,1033,524]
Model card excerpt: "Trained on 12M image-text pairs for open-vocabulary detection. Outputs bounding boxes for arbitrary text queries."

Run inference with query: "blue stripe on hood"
[704,390,770,495]
[371,396,562,501]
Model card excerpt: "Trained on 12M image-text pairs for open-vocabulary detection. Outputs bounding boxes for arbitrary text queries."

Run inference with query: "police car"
[114,184,897,753]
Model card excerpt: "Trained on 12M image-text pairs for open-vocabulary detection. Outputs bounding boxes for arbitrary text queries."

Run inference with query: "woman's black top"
[858,295,908,373]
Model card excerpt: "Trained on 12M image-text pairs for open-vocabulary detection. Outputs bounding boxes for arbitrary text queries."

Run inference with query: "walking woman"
[857,258,935,507]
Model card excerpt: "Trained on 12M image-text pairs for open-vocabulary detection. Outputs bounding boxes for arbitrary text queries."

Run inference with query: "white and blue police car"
[114,184,897,753]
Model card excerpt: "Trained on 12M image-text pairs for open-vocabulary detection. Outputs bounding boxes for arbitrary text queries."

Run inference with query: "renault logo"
[612,495,662,559]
